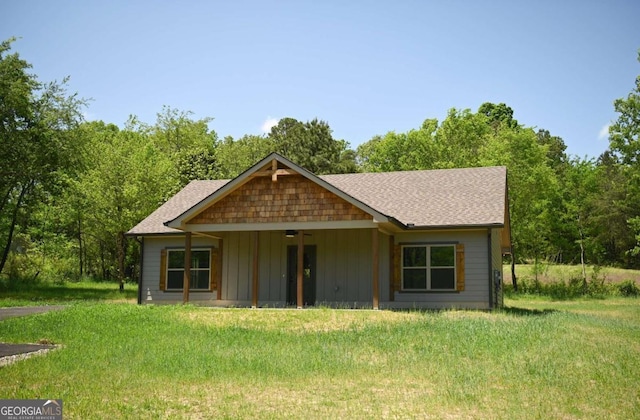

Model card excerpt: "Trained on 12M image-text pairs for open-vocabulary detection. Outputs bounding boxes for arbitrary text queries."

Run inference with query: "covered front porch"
[173,226,388,309]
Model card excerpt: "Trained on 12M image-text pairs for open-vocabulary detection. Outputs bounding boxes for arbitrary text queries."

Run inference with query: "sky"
[2,0,639,158]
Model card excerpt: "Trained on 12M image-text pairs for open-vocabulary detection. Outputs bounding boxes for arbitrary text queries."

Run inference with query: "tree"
[268,117,356,174]
[0,38,86,276]
[605,51,640,267]
[216,134,274,178]
[478,102,519,130]
[73,121,175,289]
[479,126,559,288]
[433,108,490,168]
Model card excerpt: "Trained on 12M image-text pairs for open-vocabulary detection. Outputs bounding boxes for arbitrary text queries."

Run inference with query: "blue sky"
[2,1,639,158]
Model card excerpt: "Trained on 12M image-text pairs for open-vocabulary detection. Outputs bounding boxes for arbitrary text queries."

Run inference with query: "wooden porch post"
[252,231,259,308]
[296,230,304,309]
[372,228,379,310]
[217,238,223,301]
[183,232,191,304]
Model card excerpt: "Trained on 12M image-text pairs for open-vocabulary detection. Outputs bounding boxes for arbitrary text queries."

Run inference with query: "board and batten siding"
[386,230,491,309]
[141,228,493,309]
[141,236,219,304]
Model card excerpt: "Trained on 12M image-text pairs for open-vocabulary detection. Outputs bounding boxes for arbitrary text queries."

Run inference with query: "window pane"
[168,251,185,269]
[403,268,427,289]
[403,247,426,267]
[190,270,210,290]
[431,268,455,289]
[430,246,454,267]
[192,251,210,269]
[167,270,183,289]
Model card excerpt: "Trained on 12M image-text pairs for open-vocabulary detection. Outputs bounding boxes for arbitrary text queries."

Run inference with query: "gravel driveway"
[0,305,65,364]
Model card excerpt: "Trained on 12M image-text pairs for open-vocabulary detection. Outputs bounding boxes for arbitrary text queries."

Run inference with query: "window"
[166,249,211,291]
[402,245,456,291]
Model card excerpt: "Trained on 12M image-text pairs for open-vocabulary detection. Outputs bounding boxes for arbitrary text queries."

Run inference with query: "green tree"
[607,52,640,266]
[269,117,356,174]
[70,121,174,288]
[479,127,559,287]
[478,102,519,131]
[0,38,86,276]
[216,134,274,178]
[147,106,219,193]
[433,108,490,168]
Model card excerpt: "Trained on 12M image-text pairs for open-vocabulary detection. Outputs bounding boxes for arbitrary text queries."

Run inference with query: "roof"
[127,180,229,235]
[127,154,507,235]
[321,166,506,228]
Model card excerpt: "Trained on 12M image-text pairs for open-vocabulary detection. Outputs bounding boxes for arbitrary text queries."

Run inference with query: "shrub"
[617,280,640,297]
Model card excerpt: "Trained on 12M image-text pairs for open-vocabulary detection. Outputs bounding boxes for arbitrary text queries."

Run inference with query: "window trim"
[401,244,457,292]
[165,248,212,292]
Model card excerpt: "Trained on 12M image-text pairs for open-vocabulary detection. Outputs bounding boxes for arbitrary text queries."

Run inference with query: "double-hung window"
[402,244,456,291]
[166,249,211,291]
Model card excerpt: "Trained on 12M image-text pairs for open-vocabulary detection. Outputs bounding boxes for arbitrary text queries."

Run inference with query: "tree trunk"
[77,213,83,279]
[116,231,126,292]
[510,246,518,291]
[0,182,32,275]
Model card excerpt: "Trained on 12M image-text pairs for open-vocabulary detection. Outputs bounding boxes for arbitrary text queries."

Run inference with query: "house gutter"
[404,222,504,231]
[487,229,493,309]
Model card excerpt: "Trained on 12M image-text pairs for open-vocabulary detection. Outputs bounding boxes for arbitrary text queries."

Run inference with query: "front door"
[286,245,317,306]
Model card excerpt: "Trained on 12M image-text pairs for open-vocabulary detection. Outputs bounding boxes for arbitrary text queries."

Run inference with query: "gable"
[187,174,371,224]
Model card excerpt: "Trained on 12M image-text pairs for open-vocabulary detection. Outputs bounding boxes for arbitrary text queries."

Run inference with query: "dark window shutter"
[456,243,465,291]
[394,244,401,292]
[209,248,219,291]
[160,249,167,291]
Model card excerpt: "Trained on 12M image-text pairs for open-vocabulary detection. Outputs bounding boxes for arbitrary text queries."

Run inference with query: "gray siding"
[141,236,219,304]
[141,228,493,309]
[385,230,490,309]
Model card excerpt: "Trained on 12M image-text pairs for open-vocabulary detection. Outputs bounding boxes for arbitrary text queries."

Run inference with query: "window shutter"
[160,249,167,291]
[209,248,219,291]
[393,244,401,292]
[456,243,465,291]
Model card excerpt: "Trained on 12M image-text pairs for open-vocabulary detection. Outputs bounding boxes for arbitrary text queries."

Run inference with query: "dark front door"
[287,245,317,306]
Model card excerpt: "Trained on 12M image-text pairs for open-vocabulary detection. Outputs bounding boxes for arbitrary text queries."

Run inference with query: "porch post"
[372,228,379,310]
[183,232,191,304]
[252,231,259,308]
[217,238,223,301]
[296,230,304,309]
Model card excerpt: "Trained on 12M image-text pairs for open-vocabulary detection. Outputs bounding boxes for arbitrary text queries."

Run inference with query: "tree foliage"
[0,38,86,276]
[3,37,640,287]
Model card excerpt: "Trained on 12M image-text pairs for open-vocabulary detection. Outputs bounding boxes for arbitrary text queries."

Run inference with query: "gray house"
[127,153,510,309]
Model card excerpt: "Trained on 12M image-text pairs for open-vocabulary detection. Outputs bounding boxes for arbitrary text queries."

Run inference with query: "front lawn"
[0,298,638,418]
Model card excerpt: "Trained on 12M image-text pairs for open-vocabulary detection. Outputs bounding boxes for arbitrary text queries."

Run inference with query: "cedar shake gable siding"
[188,175,371,225]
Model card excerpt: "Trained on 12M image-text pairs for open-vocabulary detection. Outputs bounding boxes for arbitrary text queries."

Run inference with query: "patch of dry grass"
[177,307,424,333]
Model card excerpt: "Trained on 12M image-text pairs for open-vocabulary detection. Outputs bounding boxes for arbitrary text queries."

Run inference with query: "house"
[127,153,510,309]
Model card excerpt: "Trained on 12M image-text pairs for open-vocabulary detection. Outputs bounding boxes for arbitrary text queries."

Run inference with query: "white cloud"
[261,117,279,133]
[598,123,610,140]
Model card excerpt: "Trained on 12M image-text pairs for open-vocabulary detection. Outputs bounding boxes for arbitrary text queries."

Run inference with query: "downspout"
[135,237,144,305]
[487,229,493,309]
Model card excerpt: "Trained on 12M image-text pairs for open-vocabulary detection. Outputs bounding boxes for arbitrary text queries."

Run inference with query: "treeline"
[1,38,639,288]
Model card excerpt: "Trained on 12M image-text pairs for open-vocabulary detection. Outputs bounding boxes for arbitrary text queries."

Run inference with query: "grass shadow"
[500,306,558,317]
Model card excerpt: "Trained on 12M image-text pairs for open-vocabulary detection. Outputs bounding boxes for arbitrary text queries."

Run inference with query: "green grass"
[0,280,137,307]
[504,263,640,284]
[1,298,639,418]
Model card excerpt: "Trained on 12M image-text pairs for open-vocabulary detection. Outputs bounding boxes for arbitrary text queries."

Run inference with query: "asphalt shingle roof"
[127,166,506,235]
